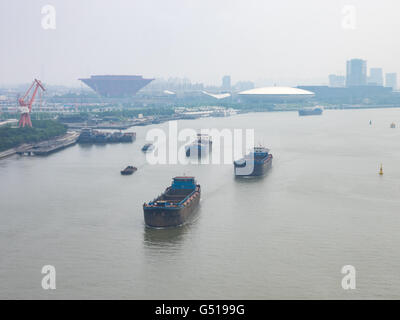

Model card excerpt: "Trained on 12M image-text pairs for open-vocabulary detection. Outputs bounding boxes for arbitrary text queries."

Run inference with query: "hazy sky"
[1,0,400,87]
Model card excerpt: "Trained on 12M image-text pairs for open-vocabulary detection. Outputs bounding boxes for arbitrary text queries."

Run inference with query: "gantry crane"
[18,79,45,127]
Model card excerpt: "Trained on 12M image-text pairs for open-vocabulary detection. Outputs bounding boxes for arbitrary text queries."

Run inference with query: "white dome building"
[238,86,314,102]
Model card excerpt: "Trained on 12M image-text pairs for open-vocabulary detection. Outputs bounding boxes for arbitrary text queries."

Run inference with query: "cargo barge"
[298,107,323,116]
[143,177,201,228]
[185,133,212,157]
[234,146,273,177]
[78,128,135,143]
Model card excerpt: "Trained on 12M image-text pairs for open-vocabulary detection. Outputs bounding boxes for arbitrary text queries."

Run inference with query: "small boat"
[142,143,154,152]
[121,166,137,175]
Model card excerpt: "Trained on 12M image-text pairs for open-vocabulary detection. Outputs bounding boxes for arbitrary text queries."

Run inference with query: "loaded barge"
[298,106,323,116]
[143,177,201,228]
[185,133,212,157]
[78,128,135,143]
[234,146,273,177]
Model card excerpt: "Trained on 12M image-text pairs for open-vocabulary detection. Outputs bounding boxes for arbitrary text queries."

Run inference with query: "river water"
[1,109,400,299]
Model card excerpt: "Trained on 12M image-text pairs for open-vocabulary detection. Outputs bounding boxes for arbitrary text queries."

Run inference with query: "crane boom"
[18,79,45,128]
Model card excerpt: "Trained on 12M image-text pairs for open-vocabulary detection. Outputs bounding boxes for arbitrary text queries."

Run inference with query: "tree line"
[0,120,67,152]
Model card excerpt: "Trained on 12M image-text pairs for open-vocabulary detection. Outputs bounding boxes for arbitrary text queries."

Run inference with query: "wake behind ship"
[234,147,273,177]
[143,177,201,228]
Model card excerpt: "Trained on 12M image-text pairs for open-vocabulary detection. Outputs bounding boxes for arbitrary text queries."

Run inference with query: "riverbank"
[0,120,68,152]
[0,131,79,159]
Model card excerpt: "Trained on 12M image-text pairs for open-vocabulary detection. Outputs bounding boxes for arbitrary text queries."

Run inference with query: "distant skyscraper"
[222,75,231,90]
[385,73,398,90]
[346,59,367,87]
[328,74,345,87]
[368,68,383,86]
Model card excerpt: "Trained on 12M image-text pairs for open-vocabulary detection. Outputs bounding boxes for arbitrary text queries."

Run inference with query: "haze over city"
[1,0,400,87]
[3,0,400,306]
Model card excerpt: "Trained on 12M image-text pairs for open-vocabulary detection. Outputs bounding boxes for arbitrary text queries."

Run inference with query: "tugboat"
[142,143,154,152]
[143,176,201,228]
[121,166,137,175]
[185,133,212,157]
[298,106,323,116]
[234,146,273,177]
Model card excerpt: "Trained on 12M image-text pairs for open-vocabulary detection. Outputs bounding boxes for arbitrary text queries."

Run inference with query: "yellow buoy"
[379,164,383,175]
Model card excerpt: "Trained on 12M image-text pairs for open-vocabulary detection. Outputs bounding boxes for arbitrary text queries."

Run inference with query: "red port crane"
[18,79,45,128]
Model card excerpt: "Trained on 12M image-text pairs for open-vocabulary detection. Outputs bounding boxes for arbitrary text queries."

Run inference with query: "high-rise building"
[368,68,383,86]
[346,59,367,87]
[385,73,397,91]
[328,74,345,87]
[222,75,231,90]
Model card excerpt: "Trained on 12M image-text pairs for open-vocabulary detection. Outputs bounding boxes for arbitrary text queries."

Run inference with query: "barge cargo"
[298,107,323,116]
[78,128,135,143]
[234,146,273,177]
[143,177,201,228]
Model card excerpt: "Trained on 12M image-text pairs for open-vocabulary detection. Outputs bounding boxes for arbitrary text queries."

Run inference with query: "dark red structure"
[79,75,154,97]
[18,79,45,128]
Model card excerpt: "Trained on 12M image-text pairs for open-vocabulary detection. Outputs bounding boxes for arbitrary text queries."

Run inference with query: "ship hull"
[234,154,273,177]
[298,109,323,116]
[121,167,136,175]
[144,186,201,228]
[78,131,135,144]
[185,143,211,157]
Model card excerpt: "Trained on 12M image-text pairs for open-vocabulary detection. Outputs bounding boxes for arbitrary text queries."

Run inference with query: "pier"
[15,131,79,156]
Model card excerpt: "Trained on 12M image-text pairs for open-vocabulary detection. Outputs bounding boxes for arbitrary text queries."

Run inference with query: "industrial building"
[297,85,393,104]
